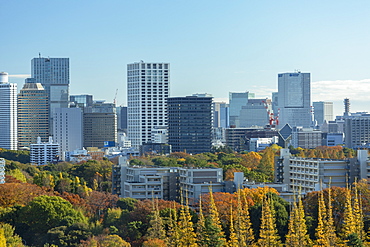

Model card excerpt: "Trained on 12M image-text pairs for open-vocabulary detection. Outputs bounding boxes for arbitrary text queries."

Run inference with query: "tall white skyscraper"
[277,72,311,128]
[0,72,17,150]
[31,57,70,134]
[127,61,170,148]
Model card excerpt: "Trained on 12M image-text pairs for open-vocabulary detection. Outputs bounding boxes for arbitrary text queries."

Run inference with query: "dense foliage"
[0,146,369,246]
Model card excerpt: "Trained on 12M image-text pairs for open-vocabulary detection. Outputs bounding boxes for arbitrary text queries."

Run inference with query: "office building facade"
[277,72,311,128]
[313,101,333,126]
[31,57,69,134]
[53,108,83,160]
[0,72,17,150]
[127,62,170,148]
[167,96,213,154]
[18,81,49,149]
[83,112,117,149]
[229,91,255,127]
[345,116,370,149]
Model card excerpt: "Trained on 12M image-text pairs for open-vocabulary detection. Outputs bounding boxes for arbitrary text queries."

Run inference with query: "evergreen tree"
[227,204,238,247]
[257,195,281,247]
[196,195,208,247]
[146,199,166,241]
[204,186,226,247]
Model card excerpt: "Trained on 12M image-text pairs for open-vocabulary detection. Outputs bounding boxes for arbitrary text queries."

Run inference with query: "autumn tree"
[285,193,311,247]
[257,195,281,246]
[204,187,226,247]
[257,147,275,181]
[235,189,254,246]
[146,199,166,241]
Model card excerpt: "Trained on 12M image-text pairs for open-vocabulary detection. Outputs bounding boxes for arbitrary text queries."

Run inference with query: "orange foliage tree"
[0,182,50,207]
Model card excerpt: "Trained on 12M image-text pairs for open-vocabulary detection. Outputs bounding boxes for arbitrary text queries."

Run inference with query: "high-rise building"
[116,106,128,131]
[345,116,370,149]
[53,108,83,160]
[127,61,170,148]
[167,96,213,154]
[70,94,93,109]
[229,91,255,127]
[83,112,117,148]
[277,72,311,128]
[31,57,69,134]
[313,101,333,126]
[213,102,229,128]
[0,72,17,150]
[18,80,49,149]
[239,98,271,127]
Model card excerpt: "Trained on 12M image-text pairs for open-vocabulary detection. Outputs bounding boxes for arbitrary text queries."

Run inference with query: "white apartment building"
[276,149,368,193]
[30,136,59,165]
[0,158,5,184]
[178,167,224,205]
[127,62,170,149]
[0,72,17,150]
[53,108,83,160]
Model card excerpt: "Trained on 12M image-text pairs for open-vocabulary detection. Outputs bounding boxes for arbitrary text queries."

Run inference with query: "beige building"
[18,81,49,149]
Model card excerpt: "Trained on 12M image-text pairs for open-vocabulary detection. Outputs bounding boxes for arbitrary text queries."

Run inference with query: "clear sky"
[2,0,370,116]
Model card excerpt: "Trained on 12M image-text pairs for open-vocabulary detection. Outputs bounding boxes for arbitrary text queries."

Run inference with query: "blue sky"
[2,0,370,116]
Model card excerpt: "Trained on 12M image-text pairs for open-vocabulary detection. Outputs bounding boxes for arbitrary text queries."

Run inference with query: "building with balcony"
[30,136,59,165]
[275,149,368,193]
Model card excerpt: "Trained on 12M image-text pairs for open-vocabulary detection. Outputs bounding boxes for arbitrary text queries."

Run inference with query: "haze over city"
[2,0,370,116]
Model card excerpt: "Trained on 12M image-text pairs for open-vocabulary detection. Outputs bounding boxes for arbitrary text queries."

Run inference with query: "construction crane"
[113,89,118,105]
[262,100,279,128]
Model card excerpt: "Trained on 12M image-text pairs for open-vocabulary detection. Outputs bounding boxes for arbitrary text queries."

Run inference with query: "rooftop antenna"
[39,52,41,58]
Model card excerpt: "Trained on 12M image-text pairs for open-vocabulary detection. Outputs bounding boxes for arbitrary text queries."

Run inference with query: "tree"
[177,197,197,247]
[18,195,87,245]
[285,194,311,247]
[315,189,329,246]
[0,223,24,247]
[204,187,226,247]
[0,228,6,247]
[235,189,254,246]
[257,195,281,247]
[142,238,167,247]
[256,147,275,181]
[0,182,49,207]
[227,204,238,247]
[196,196,208,247]
[146,199,166,241]
[117,197,138,211]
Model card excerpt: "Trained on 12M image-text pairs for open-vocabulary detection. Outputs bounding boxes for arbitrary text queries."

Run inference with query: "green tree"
[257,147,275,181]
[6,169,27,182]
[0,223,24,247]
[19,195,87,245]
[0,228,6,247]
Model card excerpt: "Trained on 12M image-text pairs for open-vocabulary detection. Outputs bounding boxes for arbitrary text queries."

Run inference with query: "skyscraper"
[229,91,255,127]
[31,57,69,133]
[18,80,49,149]
[167,96,213,154]
[277,72,311,128]
[53,108,83,160]
[127,61,170,148]
[0,72,17,150]
[313,101,333,126]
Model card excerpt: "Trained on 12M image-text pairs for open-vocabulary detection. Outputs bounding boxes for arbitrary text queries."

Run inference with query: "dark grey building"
[167,96,213,154]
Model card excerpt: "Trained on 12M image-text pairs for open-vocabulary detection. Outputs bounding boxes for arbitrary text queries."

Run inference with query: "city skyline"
[2,1,370,116]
